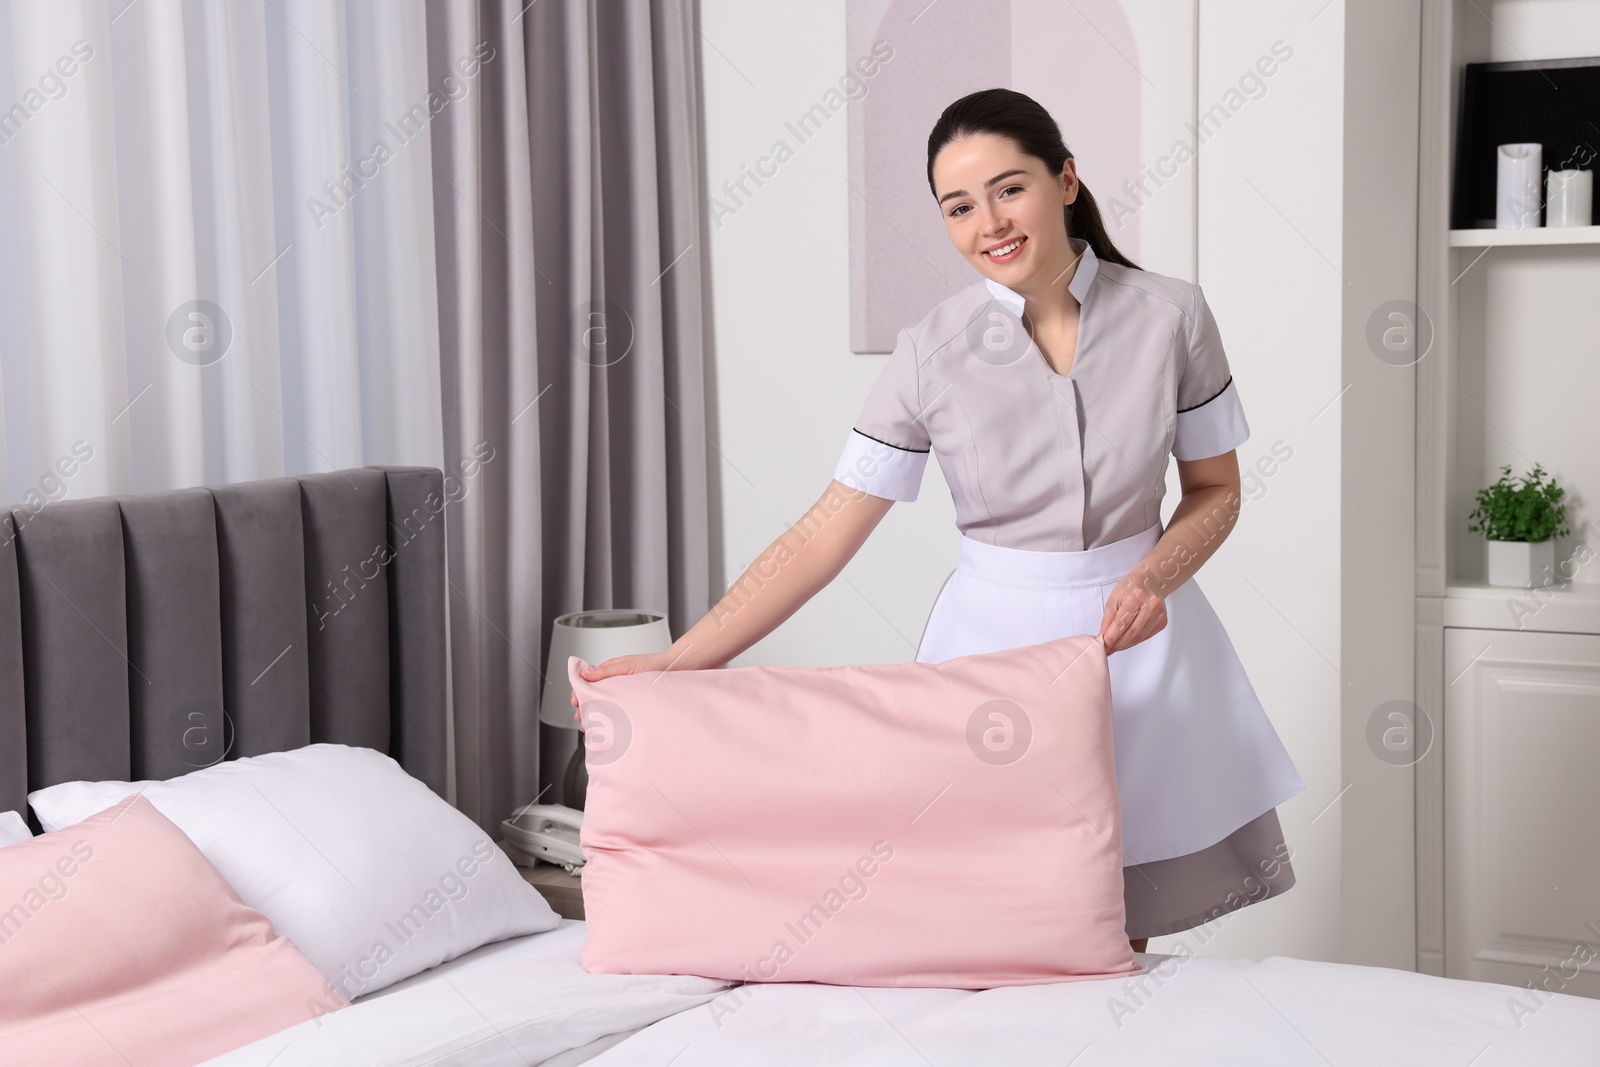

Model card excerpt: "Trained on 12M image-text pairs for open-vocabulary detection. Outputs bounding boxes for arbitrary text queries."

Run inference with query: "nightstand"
[498,840,584,919]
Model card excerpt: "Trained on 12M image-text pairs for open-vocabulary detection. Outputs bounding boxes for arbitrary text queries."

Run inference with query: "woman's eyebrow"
[937,169,1028,205]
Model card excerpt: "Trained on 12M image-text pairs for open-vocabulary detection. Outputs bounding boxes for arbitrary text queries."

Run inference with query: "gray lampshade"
[539,609,673,728]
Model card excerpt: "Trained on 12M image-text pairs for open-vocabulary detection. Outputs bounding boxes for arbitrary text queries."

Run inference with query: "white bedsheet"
[584,951,1600,1066]
[197,921,733,1067]
[198,922,1600,1066]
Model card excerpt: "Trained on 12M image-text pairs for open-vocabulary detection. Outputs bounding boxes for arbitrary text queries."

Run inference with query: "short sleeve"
[833,326,932,501]
[1172,283,1249,461]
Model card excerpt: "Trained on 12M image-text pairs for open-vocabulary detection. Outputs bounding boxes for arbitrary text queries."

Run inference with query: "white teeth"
[986,239,1023,257]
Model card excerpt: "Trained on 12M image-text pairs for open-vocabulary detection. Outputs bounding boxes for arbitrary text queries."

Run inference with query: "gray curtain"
[425,0,712,830]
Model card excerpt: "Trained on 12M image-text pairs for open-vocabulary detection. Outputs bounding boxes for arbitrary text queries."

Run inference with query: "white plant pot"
[1486,538,1556,587]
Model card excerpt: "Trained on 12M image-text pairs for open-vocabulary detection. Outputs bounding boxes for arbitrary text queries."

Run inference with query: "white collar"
[983,236,1099,314]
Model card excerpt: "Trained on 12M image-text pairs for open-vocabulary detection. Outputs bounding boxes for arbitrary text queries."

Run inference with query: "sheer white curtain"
[0,0,443,507]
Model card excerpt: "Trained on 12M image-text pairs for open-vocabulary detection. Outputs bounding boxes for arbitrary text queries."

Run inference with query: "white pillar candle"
[1496,143,1543,228]
[1546,168,1594,227]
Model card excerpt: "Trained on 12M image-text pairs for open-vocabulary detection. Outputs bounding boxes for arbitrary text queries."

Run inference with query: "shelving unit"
[1448,224,1600,246]
[1415,1,1600,998]
[1440,579,1600,634]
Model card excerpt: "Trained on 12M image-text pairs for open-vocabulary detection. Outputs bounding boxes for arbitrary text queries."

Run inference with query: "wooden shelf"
[1449,225,1600,247]
[1438,579,1600,635]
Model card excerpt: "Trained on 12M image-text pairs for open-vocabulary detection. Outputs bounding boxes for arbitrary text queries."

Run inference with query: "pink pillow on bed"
[569,632,1143,989]
[0,793,346,1065]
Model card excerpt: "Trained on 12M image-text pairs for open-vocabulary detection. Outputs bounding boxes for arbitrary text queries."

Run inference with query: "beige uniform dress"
[834,236,1306,939]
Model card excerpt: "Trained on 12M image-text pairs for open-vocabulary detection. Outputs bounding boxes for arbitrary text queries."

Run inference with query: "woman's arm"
[572,480,895,695]
[1098,450,1242,652]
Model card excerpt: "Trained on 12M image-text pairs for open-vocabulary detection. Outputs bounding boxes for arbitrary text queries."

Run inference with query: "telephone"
[501,803,586,874]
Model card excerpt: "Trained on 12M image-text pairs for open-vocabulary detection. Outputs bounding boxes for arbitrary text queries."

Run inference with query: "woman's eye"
[949,187,1023,218]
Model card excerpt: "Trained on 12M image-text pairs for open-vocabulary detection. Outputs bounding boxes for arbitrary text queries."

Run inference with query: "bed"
[3,467,1598,1066]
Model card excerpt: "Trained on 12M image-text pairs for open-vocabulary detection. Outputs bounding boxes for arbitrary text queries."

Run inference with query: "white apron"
[914,520,1306,867]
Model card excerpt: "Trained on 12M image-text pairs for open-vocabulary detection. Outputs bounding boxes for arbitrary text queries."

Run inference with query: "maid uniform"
[833,236,1306,940]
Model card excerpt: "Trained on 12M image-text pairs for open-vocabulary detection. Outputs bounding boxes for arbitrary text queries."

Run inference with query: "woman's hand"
[568,650,685,723]
[1098,575,1168,654]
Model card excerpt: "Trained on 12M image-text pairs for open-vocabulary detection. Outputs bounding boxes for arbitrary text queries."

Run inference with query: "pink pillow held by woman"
[568,631,1142,989]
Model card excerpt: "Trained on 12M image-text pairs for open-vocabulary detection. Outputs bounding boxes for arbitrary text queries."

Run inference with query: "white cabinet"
[1444,628,1600,999]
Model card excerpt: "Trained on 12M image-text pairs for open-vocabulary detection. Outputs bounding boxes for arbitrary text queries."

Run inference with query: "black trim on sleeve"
[1176,375,1233,414]
[852,428,930,454]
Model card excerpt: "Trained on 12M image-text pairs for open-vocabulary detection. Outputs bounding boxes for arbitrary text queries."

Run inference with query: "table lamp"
[539,609,672,808]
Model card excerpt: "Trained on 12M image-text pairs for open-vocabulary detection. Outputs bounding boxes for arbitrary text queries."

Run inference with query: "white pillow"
[29,743,560,997]
[0,809,32,846]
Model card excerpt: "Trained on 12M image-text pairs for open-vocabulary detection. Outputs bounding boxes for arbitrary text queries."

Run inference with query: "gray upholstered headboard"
[0,466,447,819]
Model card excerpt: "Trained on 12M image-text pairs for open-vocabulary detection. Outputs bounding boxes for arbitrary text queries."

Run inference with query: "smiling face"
[932,132,1078,289]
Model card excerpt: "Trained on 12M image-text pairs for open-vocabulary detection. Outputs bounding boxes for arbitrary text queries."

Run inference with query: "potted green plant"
[1467,463,1571,587]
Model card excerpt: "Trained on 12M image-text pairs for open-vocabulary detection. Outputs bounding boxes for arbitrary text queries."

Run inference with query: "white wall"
[698,1,958,672]
[698,0,1420,967]
[1185,0,1348,965]
[1338,0,1421,971]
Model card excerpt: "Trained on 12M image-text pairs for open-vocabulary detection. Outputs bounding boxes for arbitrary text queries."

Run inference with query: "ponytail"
[1066,178,1140,270]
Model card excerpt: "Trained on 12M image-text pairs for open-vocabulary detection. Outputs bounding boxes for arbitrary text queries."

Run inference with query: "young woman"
[576,88,1306,952]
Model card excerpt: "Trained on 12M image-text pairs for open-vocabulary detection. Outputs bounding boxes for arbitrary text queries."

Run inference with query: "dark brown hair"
[926,88,1141,271]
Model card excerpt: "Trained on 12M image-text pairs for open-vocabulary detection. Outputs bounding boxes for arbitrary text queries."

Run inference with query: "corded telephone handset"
[501,804,586,873]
